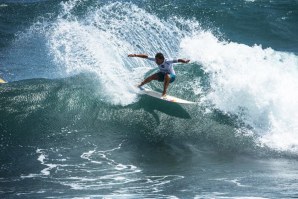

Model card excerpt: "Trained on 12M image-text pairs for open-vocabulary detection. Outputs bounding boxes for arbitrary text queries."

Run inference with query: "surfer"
[128,53,190,97]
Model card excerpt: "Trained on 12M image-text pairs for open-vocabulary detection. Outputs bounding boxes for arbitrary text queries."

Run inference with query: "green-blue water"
[1,0,298,198]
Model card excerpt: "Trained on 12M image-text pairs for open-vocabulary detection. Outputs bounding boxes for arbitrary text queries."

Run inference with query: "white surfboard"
[139,86,195,104]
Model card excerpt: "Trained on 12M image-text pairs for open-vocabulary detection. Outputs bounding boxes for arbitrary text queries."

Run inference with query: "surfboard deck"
[138,86,195,104]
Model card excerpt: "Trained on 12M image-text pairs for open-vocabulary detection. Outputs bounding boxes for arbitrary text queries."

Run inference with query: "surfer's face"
[155,58,164,65]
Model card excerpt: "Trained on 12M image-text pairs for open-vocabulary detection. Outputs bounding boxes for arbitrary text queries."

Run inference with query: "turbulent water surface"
[1,0,298,198]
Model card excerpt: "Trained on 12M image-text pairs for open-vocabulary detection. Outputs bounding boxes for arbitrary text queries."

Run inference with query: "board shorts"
[156,72,176,83]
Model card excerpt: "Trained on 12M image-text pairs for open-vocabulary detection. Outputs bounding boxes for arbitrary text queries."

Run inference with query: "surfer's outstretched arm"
[177,59,190,63]
[128,54,148,58]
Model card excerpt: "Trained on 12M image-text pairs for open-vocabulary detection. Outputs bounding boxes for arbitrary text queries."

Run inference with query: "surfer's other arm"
[177,59,190,63]
[128,54,148,58]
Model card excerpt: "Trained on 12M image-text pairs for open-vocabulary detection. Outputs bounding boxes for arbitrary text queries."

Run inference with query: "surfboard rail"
[139,86,196,104]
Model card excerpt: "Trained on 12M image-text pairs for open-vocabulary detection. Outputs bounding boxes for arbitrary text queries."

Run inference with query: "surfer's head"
[155,53,165,65]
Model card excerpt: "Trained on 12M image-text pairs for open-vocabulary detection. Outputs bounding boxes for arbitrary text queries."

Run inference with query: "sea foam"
[181,31,298,153]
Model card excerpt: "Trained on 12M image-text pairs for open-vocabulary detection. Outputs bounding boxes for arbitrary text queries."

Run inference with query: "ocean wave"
[1,0,297,155]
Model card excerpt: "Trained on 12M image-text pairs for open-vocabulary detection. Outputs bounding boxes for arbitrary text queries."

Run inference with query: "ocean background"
[1,0,298,198]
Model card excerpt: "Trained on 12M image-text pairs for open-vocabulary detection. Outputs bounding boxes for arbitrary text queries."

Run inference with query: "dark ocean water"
[1,0,298,198]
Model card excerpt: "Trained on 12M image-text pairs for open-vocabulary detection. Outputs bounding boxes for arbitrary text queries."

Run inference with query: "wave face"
[1,0,298,198]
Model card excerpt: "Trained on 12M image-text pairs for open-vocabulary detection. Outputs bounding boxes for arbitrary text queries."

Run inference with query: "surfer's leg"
[138,73,159,87]
[162,74,171,96]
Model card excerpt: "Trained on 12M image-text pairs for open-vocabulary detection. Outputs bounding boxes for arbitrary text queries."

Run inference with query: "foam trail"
[46,1,189,105]
[181,31,298,153]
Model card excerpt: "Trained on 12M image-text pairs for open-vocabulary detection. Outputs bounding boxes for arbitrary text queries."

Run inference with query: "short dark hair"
[155,53,164,60]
